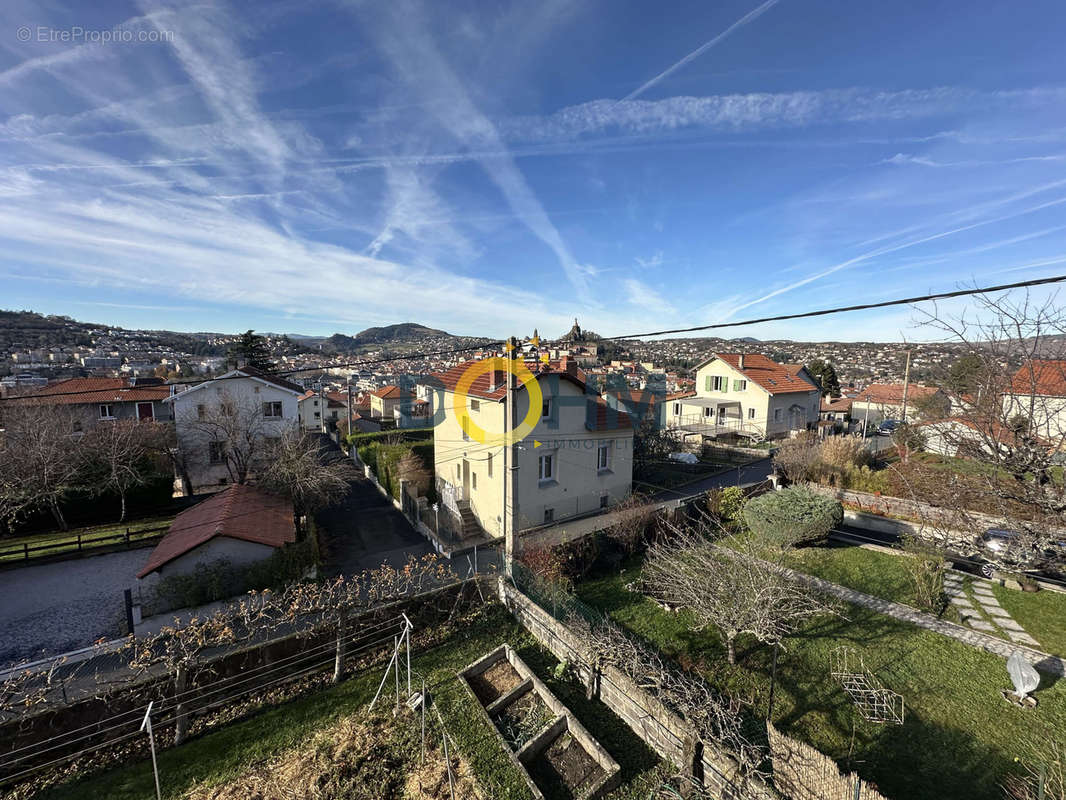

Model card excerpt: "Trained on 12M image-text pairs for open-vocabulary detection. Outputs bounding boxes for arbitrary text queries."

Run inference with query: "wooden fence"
[0,526,168,565]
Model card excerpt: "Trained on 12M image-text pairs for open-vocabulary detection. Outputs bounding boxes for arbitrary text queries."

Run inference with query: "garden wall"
[499,579,892,800]
[498,579,760,797]
[803,483,1003,532]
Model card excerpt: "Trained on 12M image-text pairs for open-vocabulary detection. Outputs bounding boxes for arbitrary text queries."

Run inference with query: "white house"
[666,353,820,441]
[431,358,633,540]
[166,367,303,493]
[1002,360,1066,444]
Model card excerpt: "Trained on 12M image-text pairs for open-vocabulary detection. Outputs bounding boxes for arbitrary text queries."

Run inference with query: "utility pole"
[504,336,519,578]
[346,380,353,440]
[862,394,871,438]
[900,348,912,423]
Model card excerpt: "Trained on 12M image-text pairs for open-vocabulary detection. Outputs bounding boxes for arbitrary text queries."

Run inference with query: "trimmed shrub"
[742,486,843,548]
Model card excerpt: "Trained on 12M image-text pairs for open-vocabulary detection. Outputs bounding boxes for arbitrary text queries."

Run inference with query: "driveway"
[0,549,158,666]
[315,465,431,577]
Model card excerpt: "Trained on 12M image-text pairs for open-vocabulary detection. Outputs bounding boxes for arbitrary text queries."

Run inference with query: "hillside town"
[3,2,1066,800]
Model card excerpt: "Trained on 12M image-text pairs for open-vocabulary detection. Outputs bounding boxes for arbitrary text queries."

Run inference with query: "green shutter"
[705,375,712,392]
[722,377,728,393]
[733,379,743,391]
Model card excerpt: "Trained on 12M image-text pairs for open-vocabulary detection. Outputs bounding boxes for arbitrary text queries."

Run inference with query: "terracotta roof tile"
[1009,360,1066,397]
[712,353,819,395]
[19,377,172,405]
[851,383,941,404]
[137,485,294,578]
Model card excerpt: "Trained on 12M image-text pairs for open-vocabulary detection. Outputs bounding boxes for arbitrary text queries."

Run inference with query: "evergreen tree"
[228,330,274,371]
[806,358,841,396]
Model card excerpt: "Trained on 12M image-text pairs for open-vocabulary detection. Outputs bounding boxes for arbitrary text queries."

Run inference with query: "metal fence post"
[140,702,162,800]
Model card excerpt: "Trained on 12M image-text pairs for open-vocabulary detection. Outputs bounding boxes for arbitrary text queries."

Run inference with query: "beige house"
[431,359,633,540]
[666,353,820,441]
[1002,360,1066,443]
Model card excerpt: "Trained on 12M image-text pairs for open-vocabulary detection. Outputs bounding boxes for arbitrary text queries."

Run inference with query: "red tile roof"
[433,360,586,401]
[18,377,172,405]
[712,353,819,395]
[588,397,632,431]
[137,485,295,578]
[851,383,942,405]
[820,396,852,413]
[1009,360,1066,397]
[372,385,412,399]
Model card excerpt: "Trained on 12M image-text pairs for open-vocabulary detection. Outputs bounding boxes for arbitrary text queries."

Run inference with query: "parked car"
[876,419,901,436]
[971,528,1066,579]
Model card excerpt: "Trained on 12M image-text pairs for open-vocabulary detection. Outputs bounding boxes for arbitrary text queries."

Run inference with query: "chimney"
[738,354,745,370]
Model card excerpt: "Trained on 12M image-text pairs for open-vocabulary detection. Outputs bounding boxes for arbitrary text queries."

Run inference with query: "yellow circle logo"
[452,357,543,446]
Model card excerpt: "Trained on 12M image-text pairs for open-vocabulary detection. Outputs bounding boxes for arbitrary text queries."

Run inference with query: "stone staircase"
[456,500,483,541]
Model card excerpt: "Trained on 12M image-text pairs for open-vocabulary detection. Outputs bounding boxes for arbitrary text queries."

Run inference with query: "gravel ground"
[0,549,158,666]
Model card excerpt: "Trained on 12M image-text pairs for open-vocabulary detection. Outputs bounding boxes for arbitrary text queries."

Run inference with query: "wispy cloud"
[624,278,674,314]
[621,0,782,102]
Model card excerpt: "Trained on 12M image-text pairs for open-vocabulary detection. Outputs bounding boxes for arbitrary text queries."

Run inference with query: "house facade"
[1002,360,1066,442]
[431,359,633,540]
[665,353,820,441]
[11,377,174,433]
[166,367,303,493]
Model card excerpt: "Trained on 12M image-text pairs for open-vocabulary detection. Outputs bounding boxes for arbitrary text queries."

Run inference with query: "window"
[541,398,553,419]
[600,495,609,509]
[209,441,225,464]
[461,416,470,441]
[470,399,480,412]
[538,453,554,481]
[456,464,461,479]
[733,379,747,391]
[487,453,493,478]
[72,420,83,433]
[263,401,283,418]
[703,407,712,417]
[472,472,477,490]
[314,411,320,419]
[710,376,728,392]
[774,408,782,422]
[672,402,681,416]
[597,443,610,471]
[197,404,206,419]
[543,508,554,524]
[748,407,756,419]
[99,404,114,419]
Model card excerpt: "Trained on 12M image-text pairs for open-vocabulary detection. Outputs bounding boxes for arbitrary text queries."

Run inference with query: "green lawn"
[788,542,1066,657]
[576,564,1066,800]
[993,582,1066,658]
[0,516,174,563]
[39,603,664,800]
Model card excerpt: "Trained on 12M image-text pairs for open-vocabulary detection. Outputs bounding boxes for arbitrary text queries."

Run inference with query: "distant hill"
[353,323,449,343]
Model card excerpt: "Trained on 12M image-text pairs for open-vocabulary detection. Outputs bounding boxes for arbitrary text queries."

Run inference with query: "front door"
[137,402,154,421]
[462,459,470,498]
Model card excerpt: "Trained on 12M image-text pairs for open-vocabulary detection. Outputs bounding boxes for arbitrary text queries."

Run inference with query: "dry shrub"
[818,435,870,470]
[396,451,432,495]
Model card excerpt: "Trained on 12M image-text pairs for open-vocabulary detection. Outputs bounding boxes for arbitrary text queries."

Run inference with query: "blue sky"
[1,0,1065,342]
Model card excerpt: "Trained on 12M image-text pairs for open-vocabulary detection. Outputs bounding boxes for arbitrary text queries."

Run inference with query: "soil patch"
[467,659,522,705]
[527,731,604,800]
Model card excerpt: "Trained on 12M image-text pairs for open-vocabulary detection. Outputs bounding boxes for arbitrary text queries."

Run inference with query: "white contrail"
[621,0,782,102]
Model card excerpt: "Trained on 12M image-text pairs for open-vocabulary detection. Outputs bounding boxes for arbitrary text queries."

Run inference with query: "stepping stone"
[985,608,1012,619]
[972,587,995,597]
[951,598,975,610]
[998,619,1025,631]
[968,619,997,632]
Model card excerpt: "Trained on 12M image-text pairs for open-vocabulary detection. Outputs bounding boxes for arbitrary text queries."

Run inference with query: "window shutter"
[733,379,742,391]
[705,376,712,392]
[722,377,728,393]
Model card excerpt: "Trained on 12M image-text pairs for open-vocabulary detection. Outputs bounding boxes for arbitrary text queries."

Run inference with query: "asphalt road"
[315,474,432,579]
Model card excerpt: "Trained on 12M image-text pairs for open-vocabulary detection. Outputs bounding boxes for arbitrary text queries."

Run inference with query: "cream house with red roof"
[848,382,949,426]
[666,353,820,441]
[428,358,633,541]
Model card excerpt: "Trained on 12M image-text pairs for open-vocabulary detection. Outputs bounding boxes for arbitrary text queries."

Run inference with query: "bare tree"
[0,404,86,530]
[604,493,659,557]
[180,390,277,486]
[257,428,355,528]
[642,520,840,665]
[917,289,1066,570]
[80,419,165,522]
[394,450,432,495]
[1003,732,1066,800]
